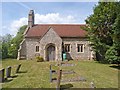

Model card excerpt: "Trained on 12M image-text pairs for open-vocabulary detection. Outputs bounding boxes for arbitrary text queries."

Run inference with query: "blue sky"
[1,2,98,36]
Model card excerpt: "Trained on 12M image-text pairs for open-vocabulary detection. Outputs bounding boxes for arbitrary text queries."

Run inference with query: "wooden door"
[47,45,55,61]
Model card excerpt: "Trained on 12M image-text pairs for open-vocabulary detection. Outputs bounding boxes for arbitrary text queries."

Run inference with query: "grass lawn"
[1,59,119,88]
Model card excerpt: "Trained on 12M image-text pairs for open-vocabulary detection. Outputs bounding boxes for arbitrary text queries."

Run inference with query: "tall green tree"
[105,6,120,64]
[1,25,27,59]
[8,25,27,58]
[85,2,120,63]
[1,34,13,59]
[0,48,1,59]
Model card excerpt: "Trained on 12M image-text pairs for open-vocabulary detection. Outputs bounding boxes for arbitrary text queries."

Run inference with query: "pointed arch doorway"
[46,44,55,61]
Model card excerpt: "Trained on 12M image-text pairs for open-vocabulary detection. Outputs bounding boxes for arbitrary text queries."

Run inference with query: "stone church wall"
[62,37,92,60]
[19,37,92,60]
[25,37,40,60]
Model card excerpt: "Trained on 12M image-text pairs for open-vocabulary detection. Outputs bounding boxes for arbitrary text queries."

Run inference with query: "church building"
[17,10,94,61]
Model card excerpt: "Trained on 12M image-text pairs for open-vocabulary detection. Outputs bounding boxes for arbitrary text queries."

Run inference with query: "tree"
[105,46,119,64]
[2,34,13,43]
[1,25,27,59]
[8,44,17,58]
[105,7,120,64]
[0,36,2,59]
[8,25,27,58]
[1,34,12,59]
[85,1,120,63]
[11,25,27,48]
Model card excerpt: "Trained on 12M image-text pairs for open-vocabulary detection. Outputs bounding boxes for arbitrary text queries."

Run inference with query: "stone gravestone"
[6,66,11,78]
[0,68,5,83]
[16,64,21,73]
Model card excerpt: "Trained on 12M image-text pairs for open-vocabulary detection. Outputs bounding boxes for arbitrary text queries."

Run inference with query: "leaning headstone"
[0,68,5,83]
[6,66,11,78]
[16,64,21,73]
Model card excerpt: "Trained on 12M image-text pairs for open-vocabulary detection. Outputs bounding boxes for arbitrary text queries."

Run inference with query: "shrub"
[105,46,120,64]
[36,56,44,62]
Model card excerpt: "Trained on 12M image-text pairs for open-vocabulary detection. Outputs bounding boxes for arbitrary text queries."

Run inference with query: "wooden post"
[16,64,21,73]
[6,66,11,78]
[56,69,62,90]
[0,68,5,83]
[50,65,52,82]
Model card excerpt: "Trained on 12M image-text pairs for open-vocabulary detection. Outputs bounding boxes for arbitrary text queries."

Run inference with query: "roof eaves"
[24,26,30,36]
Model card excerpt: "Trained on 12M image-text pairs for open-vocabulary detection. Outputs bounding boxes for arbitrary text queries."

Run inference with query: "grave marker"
[0,68,5,83]
[16,64,21,73]
[6,66,11,78]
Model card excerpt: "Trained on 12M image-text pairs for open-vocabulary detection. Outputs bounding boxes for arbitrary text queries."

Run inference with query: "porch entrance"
[47,45,55,61]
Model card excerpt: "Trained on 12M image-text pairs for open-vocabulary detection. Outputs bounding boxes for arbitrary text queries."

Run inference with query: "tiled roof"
[25,24,87,38]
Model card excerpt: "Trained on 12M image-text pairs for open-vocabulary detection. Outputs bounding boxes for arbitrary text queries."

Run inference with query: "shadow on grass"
[109,65,120,70]
[4,78,13,83]
[60,83,73,89]
[95,60,110,64]
[11,75,18,78]
[3,75,18,83]
[17,70,27,73]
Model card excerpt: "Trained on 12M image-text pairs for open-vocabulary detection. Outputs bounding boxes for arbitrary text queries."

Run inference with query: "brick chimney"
[28,10,34,28]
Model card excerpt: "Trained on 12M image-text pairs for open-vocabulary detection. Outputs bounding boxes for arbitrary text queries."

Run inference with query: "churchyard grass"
[1,59,118,88]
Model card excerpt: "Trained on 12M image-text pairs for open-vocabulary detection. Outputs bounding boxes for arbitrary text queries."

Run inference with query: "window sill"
[77,52,84,53]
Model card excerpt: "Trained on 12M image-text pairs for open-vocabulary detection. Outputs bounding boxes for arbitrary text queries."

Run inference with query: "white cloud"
[9,13,77,35]
[10,17,27,35]
[35,13,76,24]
